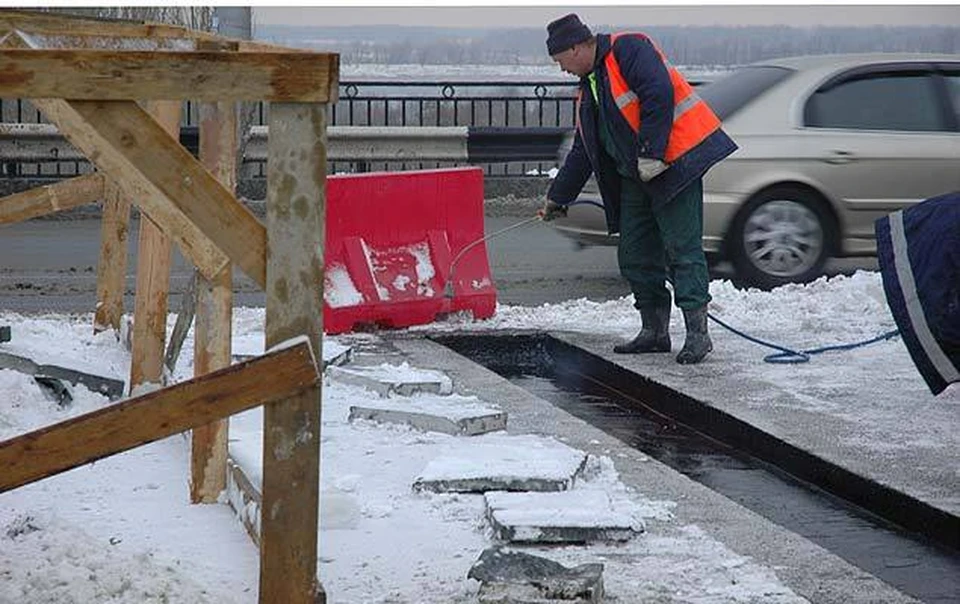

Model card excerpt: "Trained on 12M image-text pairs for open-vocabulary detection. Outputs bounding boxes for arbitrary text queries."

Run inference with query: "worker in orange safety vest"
[541,13,738,364]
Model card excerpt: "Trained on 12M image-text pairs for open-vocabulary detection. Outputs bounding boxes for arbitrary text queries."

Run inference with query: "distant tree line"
[258,24,960,67]
[34,7,214,31]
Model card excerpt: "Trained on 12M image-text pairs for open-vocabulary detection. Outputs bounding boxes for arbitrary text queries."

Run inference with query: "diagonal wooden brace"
[32,97,267,288]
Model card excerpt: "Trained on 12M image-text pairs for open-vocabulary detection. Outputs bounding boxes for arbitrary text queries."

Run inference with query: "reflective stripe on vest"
[606,32,721,163]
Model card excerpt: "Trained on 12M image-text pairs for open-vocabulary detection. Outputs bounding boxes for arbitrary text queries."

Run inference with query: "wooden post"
[129,101,180,389]
[191,100,237,504]
[94,179,131,334]
[261,102,326,604]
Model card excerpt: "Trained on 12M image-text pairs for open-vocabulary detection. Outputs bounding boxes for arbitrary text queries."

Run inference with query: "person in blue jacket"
[540,14,737,364]
[876,192,960,396]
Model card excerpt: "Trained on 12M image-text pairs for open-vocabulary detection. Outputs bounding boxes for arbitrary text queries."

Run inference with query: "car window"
[804,71,946,132]
[697,66,795,121]
[942,71,960,127]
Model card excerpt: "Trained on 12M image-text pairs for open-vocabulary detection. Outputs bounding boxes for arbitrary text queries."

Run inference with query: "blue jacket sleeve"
[547,128,592,205]
[613,35,674,162]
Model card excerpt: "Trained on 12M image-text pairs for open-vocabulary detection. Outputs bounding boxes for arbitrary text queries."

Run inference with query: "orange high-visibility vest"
[583,32,722,164]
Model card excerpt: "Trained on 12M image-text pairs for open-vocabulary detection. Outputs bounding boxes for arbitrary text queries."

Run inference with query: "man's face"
[551,43,591,77]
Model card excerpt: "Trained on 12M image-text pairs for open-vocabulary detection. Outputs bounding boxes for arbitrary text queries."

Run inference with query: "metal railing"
[0,79,580,179]
[0,77,709,181]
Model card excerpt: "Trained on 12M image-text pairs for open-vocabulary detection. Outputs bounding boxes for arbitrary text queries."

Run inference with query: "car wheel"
[728,186,834,290]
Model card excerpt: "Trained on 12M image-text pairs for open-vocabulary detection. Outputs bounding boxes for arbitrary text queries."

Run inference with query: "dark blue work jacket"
[876,192,960,395]
[547,33,737,234]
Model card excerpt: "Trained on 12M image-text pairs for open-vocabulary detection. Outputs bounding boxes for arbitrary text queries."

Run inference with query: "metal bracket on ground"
[0,351,125,401]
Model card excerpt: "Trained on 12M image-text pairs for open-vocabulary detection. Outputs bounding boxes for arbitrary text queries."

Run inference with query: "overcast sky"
[253,4,960,29]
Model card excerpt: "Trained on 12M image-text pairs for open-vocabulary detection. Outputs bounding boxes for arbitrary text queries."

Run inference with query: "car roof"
[752,52,960,71]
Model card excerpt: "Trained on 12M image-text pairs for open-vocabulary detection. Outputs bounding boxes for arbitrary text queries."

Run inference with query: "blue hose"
[707,313,900,364]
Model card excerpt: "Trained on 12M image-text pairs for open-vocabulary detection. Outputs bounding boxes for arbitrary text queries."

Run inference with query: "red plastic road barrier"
[322,167,496,334]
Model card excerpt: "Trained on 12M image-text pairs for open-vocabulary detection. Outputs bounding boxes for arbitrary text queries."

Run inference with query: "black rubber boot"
[676,305,712,364]
[613,304,671,354]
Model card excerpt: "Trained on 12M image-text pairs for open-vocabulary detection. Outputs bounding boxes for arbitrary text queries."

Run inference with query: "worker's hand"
[637,158,669,182]
[538,199,568,222]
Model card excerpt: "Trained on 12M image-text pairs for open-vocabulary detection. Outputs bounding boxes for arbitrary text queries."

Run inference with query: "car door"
[800,63,960,246]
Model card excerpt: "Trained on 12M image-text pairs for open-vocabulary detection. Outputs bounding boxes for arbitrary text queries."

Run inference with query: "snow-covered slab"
[231,338,352,370]
[485,490,644,544]
[349,392,506,436]
[413,433,587,493]
[328,362,453,397]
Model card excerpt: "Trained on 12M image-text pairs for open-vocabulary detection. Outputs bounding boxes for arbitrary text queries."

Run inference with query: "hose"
[443,199,603,298]
[443,215,543,298]
[707,312,899,364]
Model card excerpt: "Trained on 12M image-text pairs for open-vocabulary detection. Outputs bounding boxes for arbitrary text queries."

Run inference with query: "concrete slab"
[328,362,453,397]
[485,489,643,543]
[413,432,587,493]
[468,547,604,603]
[349,392,506,435]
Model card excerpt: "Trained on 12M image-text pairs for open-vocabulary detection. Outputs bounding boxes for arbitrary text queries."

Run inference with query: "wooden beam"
[0,49,339,102]
[0,9,191,38]
[129,100,179,390]
[10,30,200,50]
[261,102,327,604]
[0,340,320,493]
[35,98,264,286]
[0,172,103,224]
[0,10,304,52]
[191,99,238,504]
[93,179,131,334]
[192,266,232,503]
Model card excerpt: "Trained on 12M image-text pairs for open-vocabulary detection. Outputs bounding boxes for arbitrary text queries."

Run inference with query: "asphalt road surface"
[0,217,628,314]
[0,216,875,314]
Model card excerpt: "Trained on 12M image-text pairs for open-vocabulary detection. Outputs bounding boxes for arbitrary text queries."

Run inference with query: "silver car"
[551,53,960,289]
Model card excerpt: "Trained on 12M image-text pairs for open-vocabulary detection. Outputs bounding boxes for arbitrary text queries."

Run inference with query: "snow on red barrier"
[322,167,496,334]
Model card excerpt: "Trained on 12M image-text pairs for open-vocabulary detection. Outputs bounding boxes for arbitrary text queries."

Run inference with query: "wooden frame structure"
[0,10,337,603]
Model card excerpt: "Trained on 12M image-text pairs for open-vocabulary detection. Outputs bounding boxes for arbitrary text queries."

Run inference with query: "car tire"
[727,186,835,290]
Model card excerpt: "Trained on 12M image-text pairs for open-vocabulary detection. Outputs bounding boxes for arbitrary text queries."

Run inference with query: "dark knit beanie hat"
[546,13,593,55]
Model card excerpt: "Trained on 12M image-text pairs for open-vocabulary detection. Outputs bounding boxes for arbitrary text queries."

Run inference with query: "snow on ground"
[0,271,951,602]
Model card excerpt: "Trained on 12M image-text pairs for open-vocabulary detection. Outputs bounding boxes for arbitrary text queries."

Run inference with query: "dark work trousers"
[617,176,712,311]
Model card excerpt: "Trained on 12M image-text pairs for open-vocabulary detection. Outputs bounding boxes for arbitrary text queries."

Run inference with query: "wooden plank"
[192,267,232,503]
[12,31,200,50]
[0,9,192,38]
[0,49,338,102]
[93,179,131,334]
[129,100,179,390]
[0,11,301,51]
[33,98,259,285]
[261,102,327,604]
[0,172,103,224]
[191,99,238,504]
[129,212,170,388]
[0,340,320,493]
[164,269,198,376]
